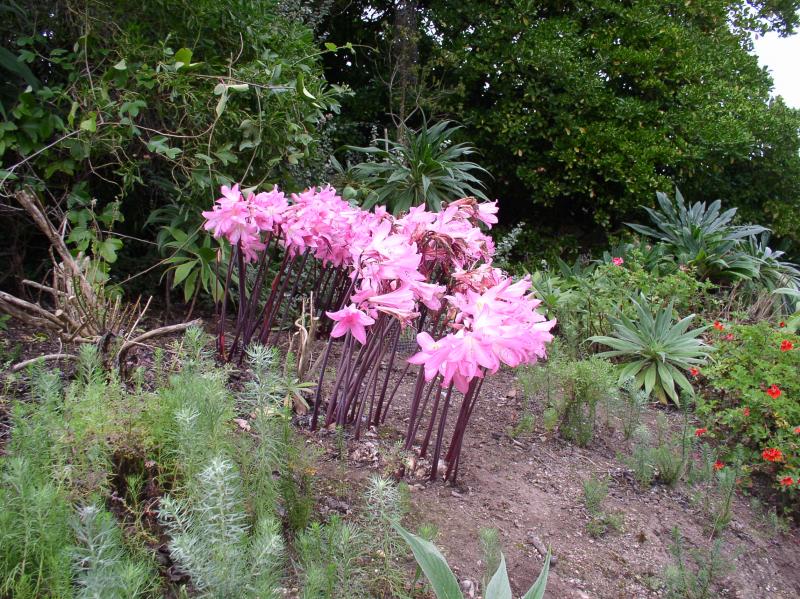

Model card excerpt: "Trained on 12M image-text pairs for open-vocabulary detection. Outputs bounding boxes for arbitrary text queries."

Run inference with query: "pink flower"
[611,257,624,266]
[476,201,499,227]
[201,184,267,262]
[326,304,375,345]
[366,284,419,322]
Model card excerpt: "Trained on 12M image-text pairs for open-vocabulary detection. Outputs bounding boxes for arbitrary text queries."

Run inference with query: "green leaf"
[96,237,123,263]
[485,554,512,599]
[183,269,198,302]
[393,523,462,599]
[79,114,97,132]
[174,47,193,68]
[113,59,127,70]
[324,42,338,51]
[0,47,39,89]
[172,260,196,287]
[521,552,551,599]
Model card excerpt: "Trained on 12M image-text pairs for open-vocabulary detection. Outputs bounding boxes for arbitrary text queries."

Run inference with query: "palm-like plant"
[347,120,489,213]
[740,233,800,294]
[627,188,765,281]
[589,295,712,406]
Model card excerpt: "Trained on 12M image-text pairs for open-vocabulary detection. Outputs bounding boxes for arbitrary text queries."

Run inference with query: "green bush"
[1,0,343,297]
[697,321,800,499]
[550,357,618,447]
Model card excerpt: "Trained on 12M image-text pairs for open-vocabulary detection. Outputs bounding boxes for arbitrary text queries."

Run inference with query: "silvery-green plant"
[589,294,712,406]
[158,457,284,598]
[394,523,551,599]
[627,188,766,281]
[72,505,155,599]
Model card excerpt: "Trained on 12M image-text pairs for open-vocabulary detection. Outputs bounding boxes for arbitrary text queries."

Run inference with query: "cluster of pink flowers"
[409,275,555,392]
[202,183,555,393]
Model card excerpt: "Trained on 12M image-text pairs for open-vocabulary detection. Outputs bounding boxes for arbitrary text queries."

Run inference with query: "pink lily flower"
[326,304,375,345]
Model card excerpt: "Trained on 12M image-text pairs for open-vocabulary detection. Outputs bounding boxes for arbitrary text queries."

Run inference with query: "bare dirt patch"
[310,367,800,599]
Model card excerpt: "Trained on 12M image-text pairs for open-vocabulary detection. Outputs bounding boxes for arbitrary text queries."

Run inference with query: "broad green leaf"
[79,114,97,132]
[393,523,462,599]
[96,237,122,263]
[174,47,192,69]
[173,260,196,287]
[522,552,551,599]
[485,554,512,599]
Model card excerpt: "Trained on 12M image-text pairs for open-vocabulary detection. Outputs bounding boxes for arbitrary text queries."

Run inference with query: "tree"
[0,0,342,295]
[321,0,800,245]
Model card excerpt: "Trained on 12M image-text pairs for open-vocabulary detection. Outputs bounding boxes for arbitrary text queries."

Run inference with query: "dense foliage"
[321,0,800,242]
[0,0,343,294]
[698,322,800,495]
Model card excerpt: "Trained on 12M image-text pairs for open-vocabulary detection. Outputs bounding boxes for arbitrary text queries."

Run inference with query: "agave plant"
[740,233,800,294]
[394,523,550,599]
[627,188,766,281]
[589,294,712,406]
[347,120,489,213]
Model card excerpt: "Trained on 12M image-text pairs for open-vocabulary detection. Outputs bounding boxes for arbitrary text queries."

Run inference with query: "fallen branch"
[116,319,203,363]
[11,353,79,372]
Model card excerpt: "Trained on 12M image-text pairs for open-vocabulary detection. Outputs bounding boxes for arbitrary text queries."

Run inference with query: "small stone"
[460,579,476,598]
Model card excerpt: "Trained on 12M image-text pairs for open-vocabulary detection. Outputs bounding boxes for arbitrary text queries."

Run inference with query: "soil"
[308,363,800,599]
[3,318,800,598]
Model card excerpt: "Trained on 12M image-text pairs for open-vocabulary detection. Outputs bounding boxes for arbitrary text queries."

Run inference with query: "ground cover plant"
[0,329,438,598]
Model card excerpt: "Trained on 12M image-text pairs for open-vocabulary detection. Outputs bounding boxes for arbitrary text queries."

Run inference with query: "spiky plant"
[627,188,766,281]
[348,120,489,213]
[589,294,713,406]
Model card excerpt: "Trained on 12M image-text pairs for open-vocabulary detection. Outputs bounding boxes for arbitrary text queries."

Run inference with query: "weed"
[662,527,732,599]
[616,377,648,440]
[479,527,501,589]
[509,411,535,439]
[556,358,618,447]
[582,476,609,515]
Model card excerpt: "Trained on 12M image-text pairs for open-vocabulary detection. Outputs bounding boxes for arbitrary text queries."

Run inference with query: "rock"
[460,579,476,598]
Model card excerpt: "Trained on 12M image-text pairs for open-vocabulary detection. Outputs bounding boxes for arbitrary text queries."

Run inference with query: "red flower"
[766,384,782,399]
[780,476,794,486]
[689,367,700,377]
[694,427,707,437]
[724,333,735,341]
[779,321,786,328]
[713,321,724,331]
[794,426,800,434]
[713,460,724,471]
[743,407,750,417]
[780,340,794,352]
[762,448,784,462]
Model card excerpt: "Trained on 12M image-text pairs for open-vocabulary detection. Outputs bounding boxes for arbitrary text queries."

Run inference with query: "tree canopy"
[321,0,800,243]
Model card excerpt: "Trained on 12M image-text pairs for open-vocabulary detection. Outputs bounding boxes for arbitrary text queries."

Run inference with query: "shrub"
[589,293,713,406]
[72,505,156,598]
[627,188,766,282]
[158,457,285,598]
[545,357,618,447]
[696,321,800,498]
